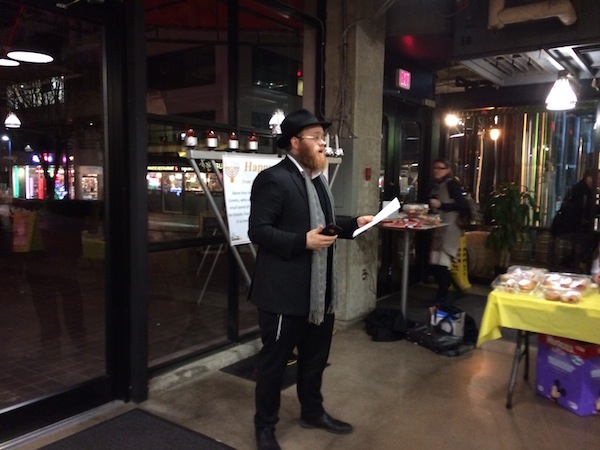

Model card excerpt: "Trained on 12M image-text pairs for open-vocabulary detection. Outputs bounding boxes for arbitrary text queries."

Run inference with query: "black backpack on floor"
[364,308,406,342]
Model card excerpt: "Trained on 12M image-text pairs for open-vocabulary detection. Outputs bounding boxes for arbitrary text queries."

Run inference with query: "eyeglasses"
[296,135,326,143]
[432,166,448,170]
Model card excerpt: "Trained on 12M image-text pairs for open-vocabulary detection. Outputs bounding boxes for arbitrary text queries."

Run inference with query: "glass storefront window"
[144,1,317,366]
[147,245,258,366]
[0,4,105,411]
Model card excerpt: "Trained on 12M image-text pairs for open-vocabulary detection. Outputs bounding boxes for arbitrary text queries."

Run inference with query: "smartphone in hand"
[320,224,343,236]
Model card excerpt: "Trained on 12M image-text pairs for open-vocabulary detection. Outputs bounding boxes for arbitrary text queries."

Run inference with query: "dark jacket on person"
[552,177,594,236]
[248,156,358,317]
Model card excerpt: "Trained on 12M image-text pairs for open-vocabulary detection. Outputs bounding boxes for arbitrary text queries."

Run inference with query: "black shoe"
[300,412,353,434]
[255,427,281,450]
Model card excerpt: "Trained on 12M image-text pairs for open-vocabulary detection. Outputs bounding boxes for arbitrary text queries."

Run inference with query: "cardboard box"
[536,334,600,416]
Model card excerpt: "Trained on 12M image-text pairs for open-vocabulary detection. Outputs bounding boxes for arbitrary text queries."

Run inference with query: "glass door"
[0,1,111,439]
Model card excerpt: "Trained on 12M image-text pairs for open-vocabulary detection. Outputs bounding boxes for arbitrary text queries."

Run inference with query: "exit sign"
[396,69,411,90]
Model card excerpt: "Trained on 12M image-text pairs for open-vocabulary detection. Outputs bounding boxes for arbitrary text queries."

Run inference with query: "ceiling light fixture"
[545,71,577,111]
[489,115,501,141]
[444,113,460,127]
[269,109,285,136]
[489,126,501,141]
[0,57,19,67]
[4,112,21,129]
[7,50,53,64]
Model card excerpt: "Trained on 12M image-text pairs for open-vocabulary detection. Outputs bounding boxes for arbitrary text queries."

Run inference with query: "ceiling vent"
[488,0,577,29]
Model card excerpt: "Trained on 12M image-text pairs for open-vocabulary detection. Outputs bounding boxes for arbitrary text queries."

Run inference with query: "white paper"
[352,197,400,238]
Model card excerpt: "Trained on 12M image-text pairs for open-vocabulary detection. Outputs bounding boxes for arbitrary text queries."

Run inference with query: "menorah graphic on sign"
[224,165,240,182]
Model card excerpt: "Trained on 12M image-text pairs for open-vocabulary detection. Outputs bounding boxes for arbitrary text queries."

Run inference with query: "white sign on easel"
[222,154,281,246]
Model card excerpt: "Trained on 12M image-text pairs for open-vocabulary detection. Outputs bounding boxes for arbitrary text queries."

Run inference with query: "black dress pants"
[431,264,451,305]
[254,310,334,429]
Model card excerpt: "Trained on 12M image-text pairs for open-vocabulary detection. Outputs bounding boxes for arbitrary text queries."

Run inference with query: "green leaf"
[483,183,538,261]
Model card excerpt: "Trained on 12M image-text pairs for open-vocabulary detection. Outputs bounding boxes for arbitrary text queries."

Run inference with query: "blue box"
[536,334,600,416]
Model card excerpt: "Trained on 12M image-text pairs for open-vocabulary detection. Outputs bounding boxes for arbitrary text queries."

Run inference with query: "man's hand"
[357,215,374,228]
[306,225,337,250]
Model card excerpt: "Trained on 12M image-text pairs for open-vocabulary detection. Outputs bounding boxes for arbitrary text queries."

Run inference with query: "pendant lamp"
[545,72,577,111]
[7,50,53,64]
[4,112,21,129]
[0,57,19,67]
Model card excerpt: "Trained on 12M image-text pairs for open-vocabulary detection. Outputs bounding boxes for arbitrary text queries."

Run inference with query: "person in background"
[591,252,600,285]
[590,237,600,284]
[551,169,597,272]
[248,109,374,450]
[428,158,469,306]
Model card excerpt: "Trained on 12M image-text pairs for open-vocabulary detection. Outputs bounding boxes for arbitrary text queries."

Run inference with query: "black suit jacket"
[248,156,358,316]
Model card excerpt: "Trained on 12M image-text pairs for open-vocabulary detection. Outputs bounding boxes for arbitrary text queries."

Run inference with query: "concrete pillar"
[325,0,387,326]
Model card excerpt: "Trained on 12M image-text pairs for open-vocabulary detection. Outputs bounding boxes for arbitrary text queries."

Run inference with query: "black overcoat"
[248,156,358,316]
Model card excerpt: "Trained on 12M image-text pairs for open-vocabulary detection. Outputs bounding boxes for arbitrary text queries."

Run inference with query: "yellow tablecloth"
[477,289,600,347]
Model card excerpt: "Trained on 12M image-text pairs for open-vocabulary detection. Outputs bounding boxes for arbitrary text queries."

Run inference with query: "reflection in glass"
[0,5,105,410]
[144,1,312,365]
[147,247,258,366]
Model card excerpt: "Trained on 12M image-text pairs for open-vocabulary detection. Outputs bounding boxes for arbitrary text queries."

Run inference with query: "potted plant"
[483,183,538,270]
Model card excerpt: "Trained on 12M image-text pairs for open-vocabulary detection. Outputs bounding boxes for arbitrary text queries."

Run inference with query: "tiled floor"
[8,282,600,450]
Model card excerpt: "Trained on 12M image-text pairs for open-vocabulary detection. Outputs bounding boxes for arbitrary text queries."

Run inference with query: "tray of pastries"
[536,273,592,304]
[491,265,548,294]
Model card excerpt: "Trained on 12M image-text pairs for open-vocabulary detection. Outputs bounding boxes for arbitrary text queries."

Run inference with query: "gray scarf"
[304,172,338,325]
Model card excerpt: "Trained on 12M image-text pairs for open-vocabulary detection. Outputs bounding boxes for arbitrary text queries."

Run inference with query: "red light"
[400,36,415,49]
[297,70,302,77]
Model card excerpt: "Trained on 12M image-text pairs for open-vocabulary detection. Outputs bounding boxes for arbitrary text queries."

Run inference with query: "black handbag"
[405,316,465,356]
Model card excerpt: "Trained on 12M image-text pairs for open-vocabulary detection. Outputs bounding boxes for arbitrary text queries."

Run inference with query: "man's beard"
[296,145,327,173]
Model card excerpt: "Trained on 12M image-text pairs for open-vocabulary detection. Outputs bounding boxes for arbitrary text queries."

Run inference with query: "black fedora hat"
[276,109,331,149]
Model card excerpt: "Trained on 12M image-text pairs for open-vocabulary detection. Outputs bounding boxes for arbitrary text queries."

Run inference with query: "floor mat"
[41,409,234,450]
[221,354,299,390]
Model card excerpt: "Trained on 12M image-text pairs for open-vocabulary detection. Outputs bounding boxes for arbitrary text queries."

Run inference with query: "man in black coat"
[248,109,373,450]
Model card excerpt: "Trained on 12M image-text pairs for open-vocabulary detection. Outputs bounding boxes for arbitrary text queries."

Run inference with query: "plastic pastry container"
[402,203,429,217]
[491,265,548,294]
[536,272,593,302]
[506,265,548,282]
